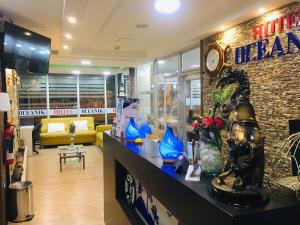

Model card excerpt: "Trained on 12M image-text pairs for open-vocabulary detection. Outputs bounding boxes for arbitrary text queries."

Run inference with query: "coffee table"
[58,145,85,172]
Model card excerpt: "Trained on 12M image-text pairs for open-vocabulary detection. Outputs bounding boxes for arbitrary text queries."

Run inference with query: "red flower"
[213,117,223,129]
[201,116,213,128]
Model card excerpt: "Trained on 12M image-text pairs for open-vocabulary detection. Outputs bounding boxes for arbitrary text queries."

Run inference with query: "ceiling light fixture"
[220,25,226,31]
[65,33,73,39]
[24,31,32,36]
[81,60,91,65]
[164,73,171,76]
[155,0,181,14]
[16,43,22,48]
[63,45,69,49]
[68,16,77,24]
[72,70,80,75]
[103,71,111,76]
[191,64,200,68]
[30,47,36,51]
[157,60,165,64]
[258,7,265,14]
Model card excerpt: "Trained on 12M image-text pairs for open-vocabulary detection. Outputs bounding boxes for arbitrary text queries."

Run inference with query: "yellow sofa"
[40,117,96,147]
[96,124,112,148]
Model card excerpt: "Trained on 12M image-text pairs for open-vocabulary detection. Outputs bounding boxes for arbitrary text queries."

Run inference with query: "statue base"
[209,176,269,207]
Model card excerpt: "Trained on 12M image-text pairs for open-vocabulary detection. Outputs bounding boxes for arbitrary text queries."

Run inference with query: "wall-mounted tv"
[3,22,51,74]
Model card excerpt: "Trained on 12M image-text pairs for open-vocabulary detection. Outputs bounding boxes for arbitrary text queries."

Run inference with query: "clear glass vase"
[69,133,75,146]
[200,145,222,176]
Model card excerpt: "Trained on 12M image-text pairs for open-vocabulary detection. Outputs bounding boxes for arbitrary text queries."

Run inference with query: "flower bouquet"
[192,114,224,176]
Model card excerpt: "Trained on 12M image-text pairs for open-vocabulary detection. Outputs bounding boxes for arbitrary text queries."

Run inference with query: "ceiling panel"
[0,0,295,69]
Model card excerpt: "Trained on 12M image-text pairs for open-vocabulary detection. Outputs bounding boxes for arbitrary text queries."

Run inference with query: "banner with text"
[19,108,116,117]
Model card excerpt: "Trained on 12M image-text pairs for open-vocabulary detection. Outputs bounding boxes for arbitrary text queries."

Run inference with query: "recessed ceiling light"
[191,64,200,68]
[24,31,32,36]
[63,45,69,49]
[103,71,111,76]
[220,25,226,31]
[30,47,36,51]
[158,60,165,64]
[65,33,73,39]
[16,43,22,48]
[4,41,6,45]
[155,0,181,14]
[81,60,91,65]
[258,7,265,14]
[164,73,171,76]
[68,16,77,24]
[72,70,80,75]
[136,24,149,29]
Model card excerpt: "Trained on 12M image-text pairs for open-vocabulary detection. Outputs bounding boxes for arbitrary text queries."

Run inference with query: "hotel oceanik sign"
[235,10,300,64]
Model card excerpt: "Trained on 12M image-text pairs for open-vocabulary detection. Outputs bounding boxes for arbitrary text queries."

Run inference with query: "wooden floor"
[13,145,105,225]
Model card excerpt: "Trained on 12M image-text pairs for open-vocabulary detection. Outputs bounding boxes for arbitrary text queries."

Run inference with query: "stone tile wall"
[201,2,300,178]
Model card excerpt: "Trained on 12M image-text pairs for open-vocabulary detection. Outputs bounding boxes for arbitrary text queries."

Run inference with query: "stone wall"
[201,2,300,178]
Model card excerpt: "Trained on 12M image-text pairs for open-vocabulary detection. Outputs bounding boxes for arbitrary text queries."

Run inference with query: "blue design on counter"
[159,126,183,161]
[125,118,152,140]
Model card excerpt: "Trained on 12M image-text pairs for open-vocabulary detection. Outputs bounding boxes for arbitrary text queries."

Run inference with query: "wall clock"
[205,42,228,78]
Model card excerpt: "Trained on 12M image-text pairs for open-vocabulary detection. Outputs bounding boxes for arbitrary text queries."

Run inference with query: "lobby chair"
[96,124,112,148]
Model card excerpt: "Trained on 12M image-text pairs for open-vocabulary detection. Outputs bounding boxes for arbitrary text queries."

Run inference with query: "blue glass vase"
[125,118,152,141]
[159,126,183,162]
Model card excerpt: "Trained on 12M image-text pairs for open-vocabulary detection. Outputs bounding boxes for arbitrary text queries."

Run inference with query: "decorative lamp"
[159,126,183,163]
[0,92,10,112]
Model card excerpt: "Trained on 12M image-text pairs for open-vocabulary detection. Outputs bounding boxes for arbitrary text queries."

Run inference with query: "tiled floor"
[13,145,105,225]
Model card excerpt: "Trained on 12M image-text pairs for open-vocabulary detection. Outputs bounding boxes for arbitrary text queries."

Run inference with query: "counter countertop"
[104,132,300,225]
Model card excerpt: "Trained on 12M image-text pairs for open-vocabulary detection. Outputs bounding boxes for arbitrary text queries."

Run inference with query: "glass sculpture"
[125,118,152,141]
[159,126,183,162]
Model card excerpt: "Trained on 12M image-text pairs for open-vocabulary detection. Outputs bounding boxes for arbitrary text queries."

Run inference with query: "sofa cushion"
[47,123,65,133]
[73,120,88,132]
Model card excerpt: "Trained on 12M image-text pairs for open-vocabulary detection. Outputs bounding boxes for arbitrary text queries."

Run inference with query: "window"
[182,47,200,72]
[48,74,77,109]
[19,72,47,110]
[79,75,105,108]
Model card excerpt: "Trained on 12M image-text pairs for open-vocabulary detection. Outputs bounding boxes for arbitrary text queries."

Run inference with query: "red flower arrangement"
[192,115,224,130]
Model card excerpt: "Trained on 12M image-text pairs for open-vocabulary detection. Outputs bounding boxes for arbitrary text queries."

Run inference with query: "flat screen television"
[3,22,51,74]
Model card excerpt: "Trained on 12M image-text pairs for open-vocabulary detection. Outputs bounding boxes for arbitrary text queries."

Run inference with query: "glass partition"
[156,55,181,135]
[136,62,152,123]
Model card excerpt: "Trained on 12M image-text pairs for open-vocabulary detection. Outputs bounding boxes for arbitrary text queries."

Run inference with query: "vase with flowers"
[69,122,76,146]
[192,114,224,176]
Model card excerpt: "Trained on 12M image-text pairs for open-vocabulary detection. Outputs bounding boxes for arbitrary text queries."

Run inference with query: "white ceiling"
[0,0,294,72]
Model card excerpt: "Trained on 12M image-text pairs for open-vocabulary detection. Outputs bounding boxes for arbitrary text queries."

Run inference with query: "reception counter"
[103,132,300,225]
